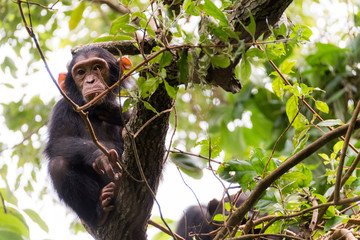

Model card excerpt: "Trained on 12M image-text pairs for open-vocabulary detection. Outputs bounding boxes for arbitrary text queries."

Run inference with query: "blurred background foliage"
[1,0,360,239]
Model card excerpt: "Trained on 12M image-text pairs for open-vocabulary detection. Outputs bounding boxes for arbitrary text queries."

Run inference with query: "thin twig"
[171,149,221,164]
[13,0,56,10]
[148,219,184,240]
[163,106,177,164]
[176,167,209,224]
[335,99,360,202]
[133,107,174,138]
[309,196,318,231]
[263,106,301,178]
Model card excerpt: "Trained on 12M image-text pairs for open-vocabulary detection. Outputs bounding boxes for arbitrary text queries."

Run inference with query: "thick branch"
[90,0,130,14]
[203,0,293,93]
[72,38,158,56]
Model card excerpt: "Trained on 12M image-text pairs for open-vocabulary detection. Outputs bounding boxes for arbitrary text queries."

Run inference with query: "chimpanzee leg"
[48,157,105,226]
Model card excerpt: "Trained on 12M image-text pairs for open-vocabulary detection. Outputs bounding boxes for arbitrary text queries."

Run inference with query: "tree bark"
[83,0,294,239]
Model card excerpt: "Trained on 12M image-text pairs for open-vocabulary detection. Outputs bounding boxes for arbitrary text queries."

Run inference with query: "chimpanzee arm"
[46,136,104,165]
[46,99,108,166]
[93,102,129,126]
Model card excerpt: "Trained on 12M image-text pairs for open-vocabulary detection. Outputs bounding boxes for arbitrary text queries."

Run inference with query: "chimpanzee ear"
[117,57,132,71]
[208,199,220,216]
[58,73,67,92]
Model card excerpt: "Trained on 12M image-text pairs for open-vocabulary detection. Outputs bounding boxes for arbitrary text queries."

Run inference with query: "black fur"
[176,195,297,239]
[45,47,124,226]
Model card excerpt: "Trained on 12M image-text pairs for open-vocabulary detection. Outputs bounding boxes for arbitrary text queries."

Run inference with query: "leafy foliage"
[1,0,360,239]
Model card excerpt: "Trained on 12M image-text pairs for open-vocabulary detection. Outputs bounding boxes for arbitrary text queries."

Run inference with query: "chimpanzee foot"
[97,182,117,226]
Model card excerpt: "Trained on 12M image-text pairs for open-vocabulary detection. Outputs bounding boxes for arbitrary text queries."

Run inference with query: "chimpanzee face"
[71,56,110,104]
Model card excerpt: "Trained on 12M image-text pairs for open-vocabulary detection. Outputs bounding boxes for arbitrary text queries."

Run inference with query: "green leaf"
[1,187,18,206]
[247,11,256,38]
[1,57,17,78]
[69,220,86,234]
[93,35,135,43]
[141,100,158,114]
[324,216,347,232]
[240,57,251,80]
[121,24,139,33]
[300,83,310,95]
[196,138,222,159]
[249,148,266,175]
[286,95,299,123]
[245,48,265,59]
[0,208,29,238]
[255,189,277,210]
[315,100,329,114]
[184,1,200,16]
[203,0,228,26]
[265,43,285,60]
[213,213,226,221]
[172,154,205,179]
[211,55,230,68]
[272,77,285,99]
[317,119,343,127]
[240,11,256,40]
[164,81,178,99]
[23,209,49,233]
[69,1,86,31]
[0,165,7,180]
[110,14,131,35]
[280,60,296,75]
[159,51,173,69]
[138,77,161,98]
[0,231,24,240]
[177,51,190,84]
[218,160,257,191]
[318,153,330,161]
[291,25,313,41]
[333,141,344,154]
[286,95,309,130]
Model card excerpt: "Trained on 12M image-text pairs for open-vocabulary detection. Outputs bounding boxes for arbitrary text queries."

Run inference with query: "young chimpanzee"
[175,194,249,240]
[45,46,131,227]
[176,194,297,239]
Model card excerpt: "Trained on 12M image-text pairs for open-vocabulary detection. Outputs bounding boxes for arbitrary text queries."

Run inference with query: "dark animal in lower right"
[176,194,297,239]
[176,194,248,240]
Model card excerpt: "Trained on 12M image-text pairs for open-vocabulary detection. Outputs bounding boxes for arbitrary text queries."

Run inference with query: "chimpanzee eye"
[94,65,102,71]
[77,69,85,75]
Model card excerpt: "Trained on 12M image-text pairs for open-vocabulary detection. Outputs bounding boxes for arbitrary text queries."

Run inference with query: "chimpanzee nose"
[86,77,95,84]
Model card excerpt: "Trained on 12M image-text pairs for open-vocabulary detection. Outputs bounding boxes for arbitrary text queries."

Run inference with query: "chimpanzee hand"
[92,149,120,181]
[94,103,123,125]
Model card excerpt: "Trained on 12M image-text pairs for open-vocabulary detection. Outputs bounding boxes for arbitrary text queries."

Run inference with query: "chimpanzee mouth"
[84,90,105,102]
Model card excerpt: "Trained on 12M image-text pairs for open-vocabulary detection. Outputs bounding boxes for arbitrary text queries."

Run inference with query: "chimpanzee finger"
[92,162,104,175]
[102,197,112,207]
[101,190,114,199]
[108,149,119,166]
[114,172,121,182]
[103,205,115,213]
[102,158,115,180]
